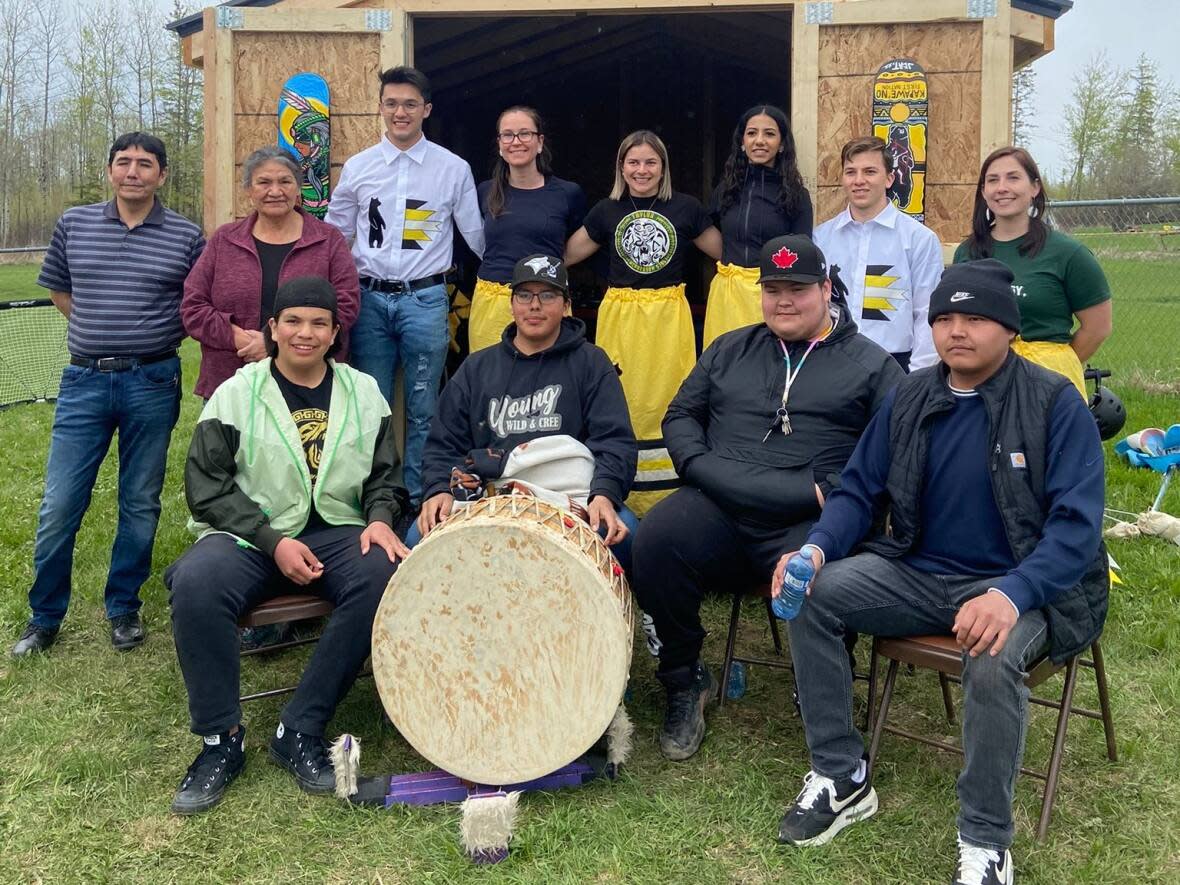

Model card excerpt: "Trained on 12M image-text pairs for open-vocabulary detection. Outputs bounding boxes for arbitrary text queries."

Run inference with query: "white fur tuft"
[329,733,360,799]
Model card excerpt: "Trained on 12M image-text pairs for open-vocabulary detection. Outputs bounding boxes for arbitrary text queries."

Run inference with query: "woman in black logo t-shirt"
[565,130,721,515]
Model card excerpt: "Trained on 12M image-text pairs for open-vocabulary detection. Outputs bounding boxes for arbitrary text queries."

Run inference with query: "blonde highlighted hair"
[610,130,672,201]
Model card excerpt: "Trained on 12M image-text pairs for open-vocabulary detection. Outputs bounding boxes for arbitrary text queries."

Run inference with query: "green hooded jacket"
[185,358,403,555]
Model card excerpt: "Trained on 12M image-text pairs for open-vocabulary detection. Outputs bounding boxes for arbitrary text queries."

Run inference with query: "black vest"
[861,353,1108,662]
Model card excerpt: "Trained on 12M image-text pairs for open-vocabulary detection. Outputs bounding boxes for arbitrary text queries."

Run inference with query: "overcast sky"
[1025,0,1179,181]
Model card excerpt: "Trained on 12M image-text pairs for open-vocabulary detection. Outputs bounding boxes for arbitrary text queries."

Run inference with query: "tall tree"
[1061,52,1116,199]
[1011,65,1037,148]
[0,0,33,243]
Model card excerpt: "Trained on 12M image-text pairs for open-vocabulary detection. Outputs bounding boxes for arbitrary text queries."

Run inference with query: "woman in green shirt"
[955,146,1112,397]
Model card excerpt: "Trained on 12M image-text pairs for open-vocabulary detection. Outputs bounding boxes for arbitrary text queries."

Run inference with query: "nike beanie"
[928,258,1021,333]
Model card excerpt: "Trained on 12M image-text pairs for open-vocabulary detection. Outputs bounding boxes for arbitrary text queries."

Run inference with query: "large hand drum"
[372,496,633,784]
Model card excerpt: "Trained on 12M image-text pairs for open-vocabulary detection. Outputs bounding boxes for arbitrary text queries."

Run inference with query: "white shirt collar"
[832,199,899,231]
[379,133,430,165]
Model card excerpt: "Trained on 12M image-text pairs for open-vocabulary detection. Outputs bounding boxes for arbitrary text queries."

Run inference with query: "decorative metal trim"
[216,7,244,29]
[804,2,833,25]
[967,0,998,18]
[366,10,393,31]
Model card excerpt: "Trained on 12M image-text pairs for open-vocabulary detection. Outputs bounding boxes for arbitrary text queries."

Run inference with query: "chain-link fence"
[1046,197,1180,391]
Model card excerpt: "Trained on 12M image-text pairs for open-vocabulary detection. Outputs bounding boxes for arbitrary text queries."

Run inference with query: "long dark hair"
[717,105,806,217]
[965,146,1049,259]
[486,106,554,218]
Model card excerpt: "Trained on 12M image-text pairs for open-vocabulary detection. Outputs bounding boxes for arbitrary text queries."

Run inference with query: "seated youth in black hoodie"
[416,254,638,561]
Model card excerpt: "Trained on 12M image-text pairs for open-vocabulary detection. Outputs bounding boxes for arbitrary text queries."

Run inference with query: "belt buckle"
[96,357,123,372]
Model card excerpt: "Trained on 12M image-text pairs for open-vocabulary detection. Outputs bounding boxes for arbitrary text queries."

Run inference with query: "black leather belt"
[70,351,177,372]
[359,272,450,294]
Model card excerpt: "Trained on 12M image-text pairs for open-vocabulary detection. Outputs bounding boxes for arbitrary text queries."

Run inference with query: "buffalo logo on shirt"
[291,407,328,480]
[487,384,563,436]
[615,210,676,274]
[401,199,443,251]
[861,263,908,322]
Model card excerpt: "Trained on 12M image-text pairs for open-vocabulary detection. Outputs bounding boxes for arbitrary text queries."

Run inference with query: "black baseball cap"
[510,254,569,294]
[272,275,337,320]
[757,235,828,285]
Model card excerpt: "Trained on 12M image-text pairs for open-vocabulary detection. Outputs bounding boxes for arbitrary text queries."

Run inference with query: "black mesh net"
[0,299,69,409]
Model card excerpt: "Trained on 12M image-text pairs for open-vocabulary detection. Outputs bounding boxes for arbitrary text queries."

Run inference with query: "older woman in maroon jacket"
[182,146,360,398]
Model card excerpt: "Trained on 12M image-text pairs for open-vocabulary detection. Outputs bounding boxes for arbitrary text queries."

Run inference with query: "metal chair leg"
[868,659,900,775]
[938,672,956,725]
[1037,656,1080,841]
[719,592,744,708]
[1090,639,1118,761]
[865,640,879,732]
[763,597,784,656]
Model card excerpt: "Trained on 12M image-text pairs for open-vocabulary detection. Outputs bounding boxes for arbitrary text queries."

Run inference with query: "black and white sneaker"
[269,722,335,794]
[171,727,246,815]
[953,837,1014,885]
[777,768,878,846]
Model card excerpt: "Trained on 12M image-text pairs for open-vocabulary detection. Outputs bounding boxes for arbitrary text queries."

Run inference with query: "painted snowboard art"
[872,58,928,222]
[279,72,331,219]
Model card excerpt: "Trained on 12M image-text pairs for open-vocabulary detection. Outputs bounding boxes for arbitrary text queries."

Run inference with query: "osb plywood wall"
[230,32,385,218]
[814,21,982,245]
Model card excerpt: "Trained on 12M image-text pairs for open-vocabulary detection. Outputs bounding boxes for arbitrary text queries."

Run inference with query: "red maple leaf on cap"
[771,247,799,269]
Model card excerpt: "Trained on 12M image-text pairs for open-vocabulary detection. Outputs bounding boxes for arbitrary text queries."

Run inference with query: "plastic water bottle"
[773,547,817,621]
[726,661,747,700]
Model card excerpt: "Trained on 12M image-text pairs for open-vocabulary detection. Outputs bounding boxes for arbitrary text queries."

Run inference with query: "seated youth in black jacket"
[631,235,903,762]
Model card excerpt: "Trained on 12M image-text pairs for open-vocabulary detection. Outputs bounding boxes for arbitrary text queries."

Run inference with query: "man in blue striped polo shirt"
[13,132,205,657]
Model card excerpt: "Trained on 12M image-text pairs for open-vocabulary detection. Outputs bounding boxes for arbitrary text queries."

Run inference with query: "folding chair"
[867,635,1117,840]
[238,594,334,703]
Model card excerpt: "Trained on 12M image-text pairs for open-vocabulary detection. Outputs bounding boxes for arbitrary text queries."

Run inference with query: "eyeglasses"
[512,289,563,305]
[498,130,539,144]
[381,100,423,112]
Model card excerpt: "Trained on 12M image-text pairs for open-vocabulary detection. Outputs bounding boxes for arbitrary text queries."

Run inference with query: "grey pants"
[787,552,1048,850]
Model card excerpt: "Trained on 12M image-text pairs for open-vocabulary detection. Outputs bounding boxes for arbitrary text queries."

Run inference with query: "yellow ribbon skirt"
[468,278,514,353]
[1012,337,1086,399]
[703,262,762,350]
[596,283,695,516]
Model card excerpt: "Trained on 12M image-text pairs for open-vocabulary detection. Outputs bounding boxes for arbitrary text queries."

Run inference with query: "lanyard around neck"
[767,323,833,439]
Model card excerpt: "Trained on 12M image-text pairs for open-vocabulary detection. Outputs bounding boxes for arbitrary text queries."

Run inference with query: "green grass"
[1,261,1179,883]
[0,263,47,302]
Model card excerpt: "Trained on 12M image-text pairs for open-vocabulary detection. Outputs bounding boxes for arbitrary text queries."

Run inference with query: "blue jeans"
[405,503,639,574]
[28,357,182,629]
[787,552,1049,850]
[348,284,450,503]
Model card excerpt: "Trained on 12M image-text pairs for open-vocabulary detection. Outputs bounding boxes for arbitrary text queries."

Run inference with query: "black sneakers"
[171,727,246,815]
[657,661,718,761]
[12,622,58,657]
[777,768,879,846]
[110,613,146,650]
[269,723,336,793]
[953,837,1014,885]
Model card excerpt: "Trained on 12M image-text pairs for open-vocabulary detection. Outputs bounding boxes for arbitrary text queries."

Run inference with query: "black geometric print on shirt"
[291,407,328,481]
[368,197,386,248]
[401,199,441,251]
[861,263,902,322]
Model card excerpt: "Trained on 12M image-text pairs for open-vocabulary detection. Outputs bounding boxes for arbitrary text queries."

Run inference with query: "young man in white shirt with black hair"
[326,65,485,507]
[813,136,942,372]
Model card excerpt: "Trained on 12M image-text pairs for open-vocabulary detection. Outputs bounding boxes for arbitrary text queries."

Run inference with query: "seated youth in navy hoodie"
[416,254,638,562]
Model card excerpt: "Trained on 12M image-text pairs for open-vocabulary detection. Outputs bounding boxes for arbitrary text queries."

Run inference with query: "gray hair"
[241,146,301,189]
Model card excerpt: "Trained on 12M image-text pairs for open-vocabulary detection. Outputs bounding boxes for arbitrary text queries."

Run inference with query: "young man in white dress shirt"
[813,136,942,372]
[326,66,485,506]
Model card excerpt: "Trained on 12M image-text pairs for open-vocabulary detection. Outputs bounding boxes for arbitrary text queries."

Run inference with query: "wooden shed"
[169,0,1068,252]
